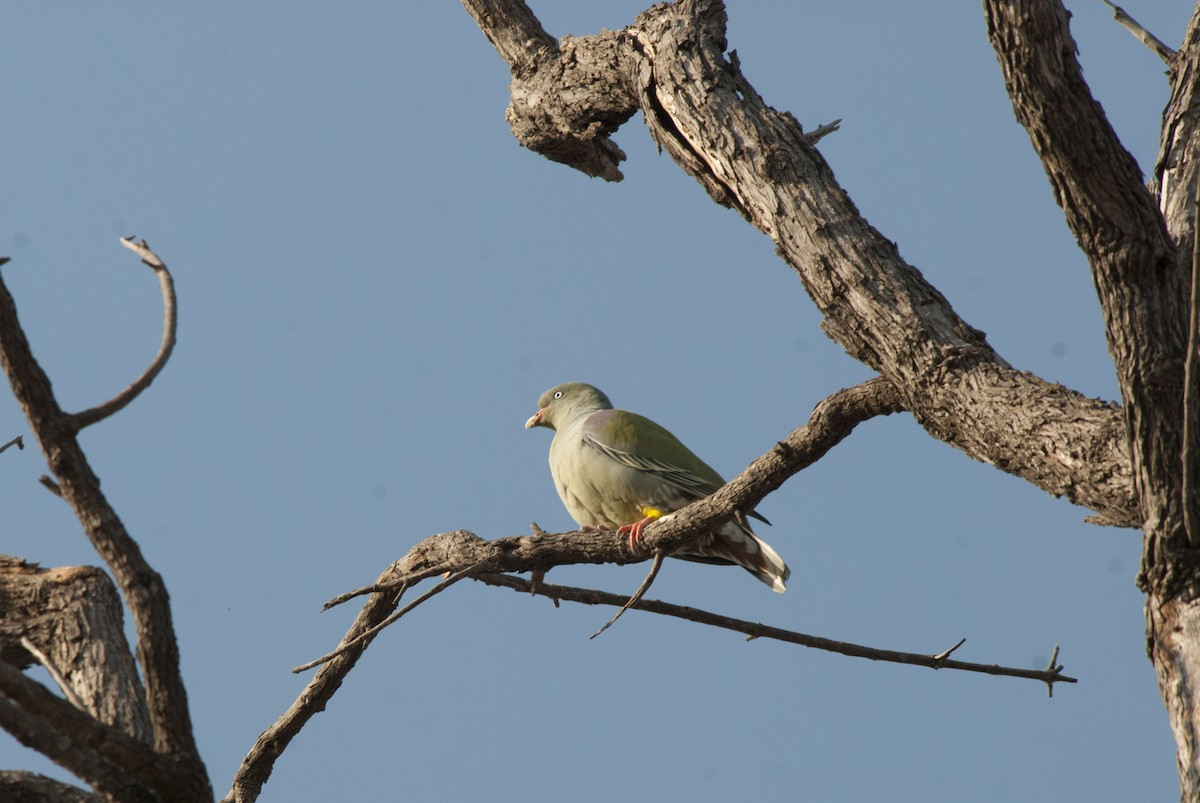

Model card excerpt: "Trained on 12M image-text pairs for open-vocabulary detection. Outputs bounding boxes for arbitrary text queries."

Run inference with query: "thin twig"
[528,522,551,598]
[231,381,907,799]
[19,637,87,712]
[1185,189,1200,548]
[804,118,841,144]
[322,578,409,610]
[1099,0,1176,65]
[931,637,967,666]
[477,573,1077,689]
[294,565,483,673]
[37,475,62,497]
[69,237,177,431]
[1044,643,1064,698]
[590,552,664,639]
[0,434,22,454]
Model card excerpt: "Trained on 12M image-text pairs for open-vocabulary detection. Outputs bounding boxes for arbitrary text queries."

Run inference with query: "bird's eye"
[553,391,564,399]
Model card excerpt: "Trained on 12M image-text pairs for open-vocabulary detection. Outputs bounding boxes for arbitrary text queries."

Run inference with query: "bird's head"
[524,382,613,431]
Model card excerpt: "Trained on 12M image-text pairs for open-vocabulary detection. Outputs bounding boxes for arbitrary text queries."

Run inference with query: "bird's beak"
[524,408,544,429]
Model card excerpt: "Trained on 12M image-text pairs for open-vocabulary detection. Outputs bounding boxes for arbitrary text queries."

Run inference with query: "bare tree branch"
[69,238,178,431]
[459,0,555,72]
[256,370,1054,800]
[0,696,140,802]
[987,0,1200,790]
[589,551,664,639]
[803,117,841,144]
[1155,6,1200,237]
[0,262,209,797]
[0,558,151,741]
[229,378,902,802]
[19,636,86,711]
[464,0,1139,527]
[0,771,101,803]
[0,435,22,454]
[1099,0,1177,65]
[460,0,630,179]
[293,563,484,673]
[384,379,906,593]
[1186,191,1200,548]
[476,572,1078,690]
[223,548,419,803]
[0,662,191,802]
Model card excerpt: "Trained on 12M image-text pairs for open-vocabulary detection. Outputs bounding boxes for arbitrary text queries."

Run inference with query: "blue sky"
[1,2,1191,800]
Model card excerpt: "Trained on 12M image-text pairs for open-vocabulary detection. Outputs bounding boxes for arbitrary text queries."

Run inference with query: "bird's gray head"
[524,382,613,431]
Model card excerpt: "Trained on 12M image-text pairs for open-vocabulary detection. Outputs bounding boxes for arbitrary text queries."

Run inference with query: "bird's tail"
[679,522,791,593]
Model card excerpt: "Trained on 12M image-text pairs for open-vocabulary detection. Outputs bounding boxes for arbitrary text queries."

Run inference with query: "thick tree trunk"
[464,0,1140,526]
[0,557,151,742]
[977,0,1199,795]
[459,0,1200,795]
[1147,6,1200,796]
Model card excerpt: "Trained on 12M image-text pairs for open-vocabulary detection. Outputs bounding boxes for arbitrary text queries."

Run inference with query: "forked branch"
[0,661,188,802]
[231,379,903,801]
[0,247,208,797]
[465,0,1140,527]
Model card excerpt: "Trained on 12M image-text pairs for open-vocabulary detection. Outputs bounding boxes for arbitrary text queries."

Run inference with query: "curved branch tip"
[68,239,178,431]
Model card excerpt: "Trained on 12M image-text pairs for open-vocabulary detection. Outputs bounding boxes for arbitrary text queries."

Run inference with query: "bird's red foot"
[617,517,655,550]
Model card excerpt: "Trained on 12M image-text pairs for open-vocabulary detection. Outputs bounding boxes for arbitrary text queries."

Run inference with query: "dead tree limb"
[69,238,177,431]
[0,247,210,801]
[463,0,1138,527]
[477,572,1078,693]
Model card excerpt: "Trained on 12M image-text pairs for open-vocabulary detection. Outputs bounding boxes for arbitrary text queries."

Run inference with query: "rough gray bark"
[3,1,1196,800]
[983,2,1200,796]
[0,557,150,742]
[465,0,1139,527]
[0,771,102,803]
[0,277,198,764]
[0,253,212,802]
[458,0,1200,796]
[224,377,906,802]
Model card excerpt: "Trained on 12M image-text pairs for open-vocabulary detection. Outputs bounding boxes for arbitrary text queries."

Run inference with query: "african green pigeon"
[525,382,790,592]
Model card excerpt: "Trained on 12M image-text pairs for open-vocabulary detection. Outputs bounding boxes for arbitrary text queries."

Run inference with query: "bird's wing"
[581,408,772,525]
[581,408,761,505]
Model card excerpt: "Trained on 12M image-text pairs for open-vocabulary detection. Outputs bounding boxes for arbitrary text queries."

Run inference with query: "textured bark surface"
[459,0,1200,795]
[0,771,102,803]
[0,274,198,766]
[1150,7,1200,797]
[223,377,903,802]
[0,557,150,742]
[3,1,1197,800]
[985,0,1187,566]
[983,3,1200,792]
[466,0,1140,527]
[0,265,212,802]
